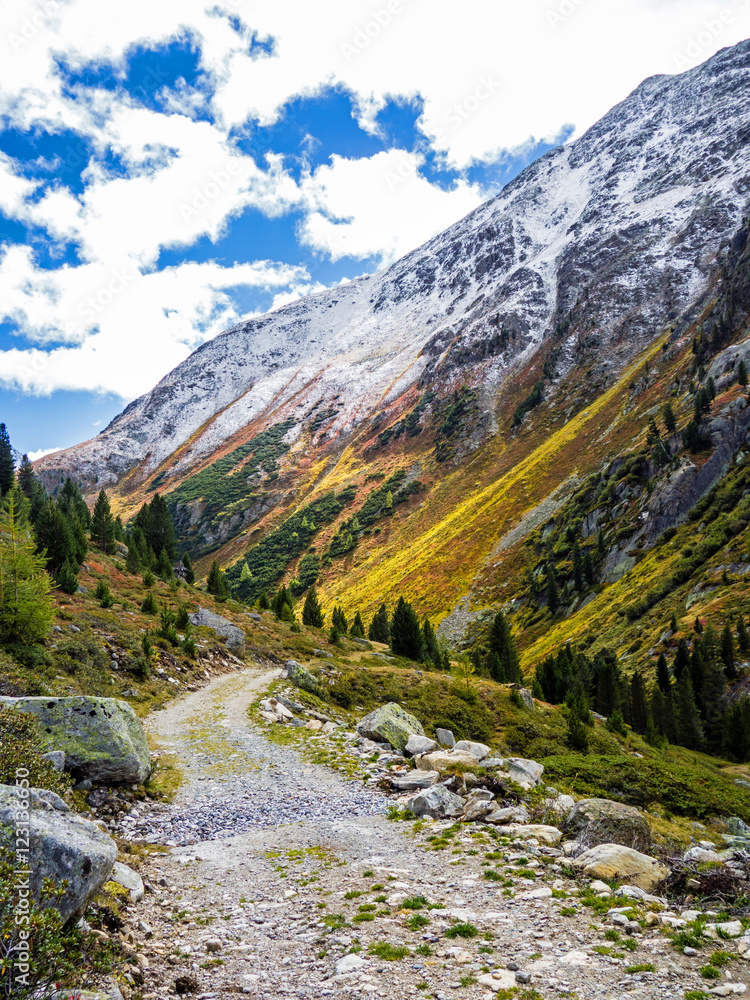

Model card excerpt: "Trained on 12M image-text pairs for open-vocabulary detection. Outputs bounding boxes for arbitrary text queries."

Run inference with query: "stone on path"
[109,861,145,902]
[572,844,668,892]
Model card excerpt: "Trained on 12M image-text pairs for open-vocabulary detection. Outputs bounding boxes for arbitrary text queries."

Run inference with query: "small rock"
[404,735,439,757]
[42,750,66,772]
[436,728,456,748]
[453,740,491,761]
[478,970,516,992]
[335,954,368,975]
[205,938,222,953]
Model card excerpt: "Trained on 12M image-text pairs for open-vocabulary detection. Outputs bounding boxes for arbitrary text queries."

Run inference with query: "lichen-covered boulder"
[0,785,116,923]
[189,606,245,656]
[284,660,319,694]
[563,798,651,852]
[356,703,425,752]
[572,844,668,892]
[0,697,151,786]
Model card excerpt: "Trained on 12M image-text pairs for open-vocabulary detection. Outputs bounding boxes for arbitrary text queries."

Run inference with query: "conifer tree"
[156,547,174,582]
[673,638,690,681]
[126,543,141,575]
[597,529,606,558]
[663,401,677,434]
[656,652,672,694]
[701,649,726,749]
[368,603,390,644]
[488,610,520,683]
[584,551,595,585]
[0,424,15,498]
[302,587,324,628]
[332,605,348,634]
[0,494,53,645]
[721,622,737,678]
[181,551,195,585]
[350,611,365,638]
[257,592,270,610]
[390,597,421,660]
[546,564,559,614]
[674,674,704,750]
[421,616,440,665]
[17,455,45,522]
[34,498,76,579]
[573,542,584,593]
[694,616,703,634]
[206,560,230,602]
[629,670,648,733]
[91,490,115,553]
[738,359,748,387]
[670,612,678,633]
[738,617,750,655]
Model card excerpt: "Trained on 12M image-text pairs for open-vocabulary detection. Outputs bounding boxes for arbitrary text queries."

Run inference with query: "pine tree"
[597,529,606,558]
[125,544,141,575]
[390,597,421,660]
[663,402,677,434]
[566,711,589,752]
[656,652,672,694]
[257,592,270,610]
[721,622,737,678]
[91,490,115,553]
[670,612,678,633]
[694,616,703,634]
[738,617,750,655]
[724,700,750,762]
[350,611,365,638]
[674,674,704,750]
[331,605,348,634]
[141,592,158,614]
[629,670,648,733]
[113,515,124,542]
[573,542,584,593]
[133,493,176,560]
[0,424,14,498]
[0,494,54,645]
[206,561,230,602]
[17,455,45,522]
[488,610,520,683]
[56,559,79,595]
[546,564,559,613]
[240,562,251,582]
[584,551,595,584]
[701,650,726,750]
[302,586,324,628]
[181,551,195,585]
[156,547,174,582]
[34,498,76,577]
[368,603,390,644]
[673,638,690,681]
[738,359,748,387]
[421,617,440,665]
[644,714,664,748]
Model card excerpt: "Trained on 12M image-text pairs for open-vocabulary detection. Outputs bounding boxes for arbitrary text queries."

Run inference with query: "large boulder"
[454,740,491,761]
[284,660,319,694]
[419,749,483,771]
[0,785,116,922]
[0,697,151,786]
[189,607,245,656]
[572,844,668,892]
[506,758,544,788]
[563,798,651,852]
[408,784,465,819]
[356,703,425,752]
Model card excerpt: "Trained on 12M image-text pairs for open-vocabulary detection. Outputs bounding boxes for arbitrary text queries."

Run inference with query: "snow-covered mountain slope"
[39,40,750,490]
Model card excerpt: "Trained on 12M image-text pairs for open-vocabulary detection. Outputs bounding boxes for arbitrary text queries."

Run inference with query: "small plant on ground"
[368,941,410,961]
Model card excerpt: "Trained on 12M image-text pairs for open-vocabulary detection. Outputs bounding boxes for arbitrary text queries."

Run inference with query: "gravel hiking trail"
[126,667,715,1000]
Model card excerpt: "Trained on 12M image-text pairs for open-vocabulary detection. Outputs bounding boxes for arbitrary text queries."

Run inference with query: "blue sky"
[0,0,748,458]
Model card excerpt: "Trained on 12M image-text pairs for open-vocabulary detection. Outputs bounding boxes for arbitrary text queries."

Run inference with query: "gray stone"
[512,686,535,711]
[356,703,425,752]
[506,758,544,788]
[481,757,507,769]
[453,740,491,761]
[313,649,334,659]
[572,844,668,892]
[484,805,529,825]
[0,697,151,786]
[390,770,440,791]
[684,846,723,863]
[189,606,245,656]
[564,798,651,852]
[404,734,438,757]
[0,784,116,923]
[408,784,466,820]
[734,779,750,789]
[284,660,319,694]
[42,750,66,772]
[435,728,456,748]
[109,861,145,902]
[727,816,750,839]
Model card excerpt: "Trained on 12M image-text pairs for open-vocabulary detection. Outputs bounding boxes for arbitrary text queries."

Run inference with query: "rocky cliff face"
[38,41,750,494]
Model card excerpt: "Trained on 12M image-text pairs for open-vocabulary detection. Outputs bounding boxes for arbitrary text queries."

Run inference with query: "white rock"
[453,740,491,761]
[505,758,544,787]
[684,846,723,863]
[518,887,553,900]
[478,970,516,992]
[110,862,145,903]
[335,954,368,975]
[708,985,747,996]
[589,880,611,894]
[404,735,438,756]
[707,920,743,939]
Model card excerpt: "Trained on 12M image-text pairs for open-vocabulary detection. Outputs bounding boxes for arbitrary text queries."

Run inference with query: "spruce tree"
[738,616,750,655]
[302,587,324,628]
[663,401,676,434]
[629,670,647,733]
[673,638,690,681]
[546,564,559,614]
[206,561,230,602]
[721,622,737,678]
[674,674,704,750]
[181,551,195,585]
[738,359,748,387]
[701,651,726,750]
[488,610,520,683]
[390,597,421,660]
[350,611,365,638]
[368,603,390,644]
[421,617,440,665]
[656,652,672,694]
[0,494,54,645]
[670,612,678,633]
[91,490,115,553]
[0,424,14,497]
[332,605,348,634]
[156,547,174,582]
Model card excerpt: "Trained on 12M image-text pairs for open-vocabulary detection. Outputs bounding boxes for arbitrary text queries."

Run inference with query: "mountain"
[38,41,750,665]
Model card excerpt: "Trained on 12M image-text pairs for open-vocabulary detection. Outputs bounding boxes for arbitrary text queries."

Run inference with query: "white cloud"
[27,446,63,462]
[0,0,748,404]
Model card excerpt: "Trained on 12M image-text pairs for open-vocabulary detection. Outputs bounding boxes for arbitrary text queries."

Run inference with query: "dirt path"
[115,668,729,1000]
